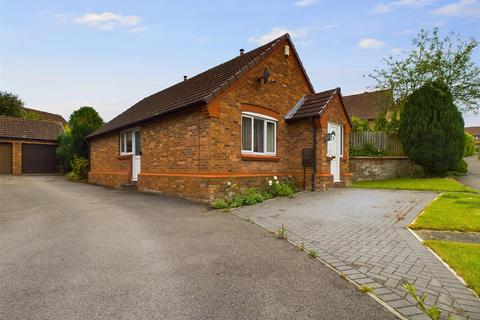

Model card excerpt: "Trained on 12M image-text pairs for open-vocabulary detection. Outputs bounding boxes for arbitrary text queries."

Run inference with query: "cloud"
[372,0,435,13]
[294,0,317,7]
[393,29,414,35]
[358,38,385,49]
[389,48,403,54]
[249,27,310,45]
[74,12,141,31]
[433,0,480,16]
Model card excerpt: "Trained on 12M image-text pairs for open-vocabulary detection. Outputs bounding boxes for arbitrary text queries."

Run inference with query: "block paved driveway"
[0,176,397,320]
[236,189,480,320]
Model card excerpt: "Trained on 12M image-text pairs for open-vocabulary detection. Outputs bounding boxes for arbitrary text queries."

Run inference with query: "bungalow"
[87,34,352,201]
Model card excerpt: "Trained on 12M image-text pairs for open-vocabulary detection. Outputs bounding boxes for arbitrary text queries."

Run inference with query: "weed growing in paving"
[403,283,455,320]
[276,224,287,240]
[358,285,374,294]
[307,249,318,258]
[298,241,305,251]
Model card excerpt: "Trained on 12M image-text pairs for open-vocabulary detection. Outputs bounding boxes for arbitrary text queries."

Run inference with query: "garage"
[22,144,58,173]
[0,142,12,174]
[1,115,64,175]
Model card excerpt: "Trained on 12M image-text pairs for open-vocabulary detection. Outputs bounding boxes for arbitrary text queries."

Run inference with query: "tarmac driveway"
[0,176,396,320]
[236,189,480,320]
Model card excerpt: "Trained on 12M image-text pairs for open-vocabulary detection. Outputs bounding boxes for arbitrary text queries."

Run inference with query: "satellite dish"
[263,67,270,84]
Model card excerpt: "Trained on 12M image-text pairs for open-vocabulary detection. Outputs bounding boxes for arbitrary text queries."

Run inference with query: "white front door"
[327,122,343,182]
[132,130,141,181]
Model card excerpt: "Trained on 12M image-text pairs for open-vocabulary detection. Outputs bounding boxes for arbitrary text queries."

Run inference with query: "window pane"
[120,133,125,153]
[253,119,264,152]
[134,131,141,156]
[242,117,252,151]
[267,122,275,153]
[126,131,132,153]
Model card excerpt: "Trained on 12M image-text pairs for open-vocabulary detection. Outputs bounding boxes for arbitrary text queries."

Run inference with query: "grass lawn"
[425,240,480,295]
[410,192,480,232]
[352,177,478,193]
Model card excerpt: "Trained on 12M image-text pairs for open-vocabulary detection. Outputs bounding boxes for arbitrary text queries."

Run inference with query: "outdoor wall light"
[324,131,336,143]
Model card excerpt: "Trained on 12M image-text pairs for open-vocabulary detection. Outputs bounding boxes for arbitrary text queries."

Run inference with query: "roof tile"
[89,33,314,138]
[0,116,64,141]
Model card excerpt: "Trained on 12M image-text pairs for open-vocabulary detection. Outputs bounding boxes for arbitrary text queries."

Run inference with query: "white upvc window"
[241,112,277,155]
[120,129,140,155]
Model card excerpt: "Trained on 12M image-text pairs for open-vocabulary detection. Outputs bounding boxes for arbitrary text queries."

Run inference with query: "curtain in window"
[242,117,252,151]
[253,119,264,152]
[126,131,132,153]
[134,131,141,155]
[267,122,275,153]
[120,133,125,153]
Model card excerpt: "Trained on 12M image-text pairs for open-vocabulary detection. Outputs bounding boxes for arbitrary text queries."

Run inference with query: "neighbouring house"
[343,89,394,125]
[465,127,480,146]
[87,34,352,201]
[0,115,64,174]
[22,107,68,126]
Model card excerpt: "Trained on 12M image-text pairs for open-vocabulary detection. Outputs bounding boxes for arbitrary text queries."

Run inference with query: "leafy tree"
[370,28,480,113]
[400,81,464,175]
[0,91,24,117]
[350,116,370,132]
[69,106,104,159]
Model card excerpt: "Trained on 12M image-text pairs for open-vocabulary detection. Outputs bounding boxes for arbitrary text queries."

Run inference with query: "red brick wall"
[88,133,131,187]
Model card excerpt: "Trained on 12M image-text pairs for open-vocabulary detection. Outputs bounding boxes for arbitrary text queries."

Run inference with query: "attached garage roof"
[0,116,64,141]
[285,88,339,120]
[88,33,314,138]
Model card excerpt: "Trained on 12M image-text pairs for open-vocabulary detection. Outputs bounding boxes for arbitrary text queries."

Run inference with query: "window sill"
[118,154,132,160]
[242,154,280,162]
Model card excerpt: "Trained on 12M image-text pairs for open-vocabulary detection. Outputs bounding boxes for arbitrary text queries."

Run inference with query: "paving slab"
[236,188,480,319]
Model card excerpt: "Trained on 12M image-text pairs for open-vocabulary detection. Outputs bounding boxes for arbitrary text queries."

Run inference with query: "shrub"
[351,116,370,132]
[350,143,386,157]
[70,156,89,180]
[211,176,296,209]
[56,132,74,172]
[454,158,468,174]
[464,132,476,157]
[263,176,294,198]
[212,199,229,209]
[241,188,265,205]
[399,81,464,175]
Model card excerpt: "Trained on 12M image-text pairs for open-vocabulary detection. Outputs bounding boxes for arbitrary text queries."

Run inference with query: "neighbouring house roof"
[465,126,480,136]
[88,33,314,138]
[0,115,64,141]
[343,89,394,120]
[285,88,339,120]
[22,107,68,126]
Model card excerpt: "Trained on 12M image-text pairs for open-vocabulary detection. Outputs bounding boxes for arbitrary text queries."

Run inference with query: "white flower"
[276,181,280,184]
[273,176,278,180]
[227,181,231,186]
[268,180,273,186]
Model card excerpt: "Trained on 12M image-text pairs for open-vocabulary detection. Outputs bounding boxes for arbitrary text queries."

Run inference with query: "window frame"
[241,112,277,156]
[119,128,140,156]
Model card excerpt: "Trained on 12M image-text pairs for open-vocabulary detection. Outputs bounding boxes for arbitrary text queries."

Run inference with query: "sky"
[1,0,479,126]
